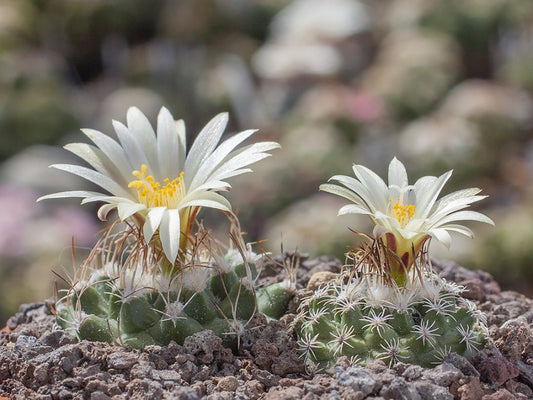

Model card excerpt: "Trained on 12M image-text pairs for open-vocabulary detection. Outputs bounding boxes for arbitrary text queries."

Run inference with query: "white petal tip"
[127,106,141,114]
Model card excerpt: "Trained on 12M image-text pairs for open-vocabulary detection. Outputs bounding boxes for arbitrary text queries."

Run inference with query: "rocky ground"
[0,257,532,400]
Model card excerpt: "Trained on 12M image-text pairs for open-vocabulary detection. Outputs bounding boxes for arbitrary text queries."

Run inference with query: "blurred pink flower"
[0,184,99,258]
[347,90,385,122]
[0,186,35,257]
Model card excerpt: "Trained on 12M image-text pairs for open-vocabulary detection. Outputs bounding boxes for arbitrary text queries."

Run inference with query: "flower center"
[128,164,186,208]
[389,197,415,228]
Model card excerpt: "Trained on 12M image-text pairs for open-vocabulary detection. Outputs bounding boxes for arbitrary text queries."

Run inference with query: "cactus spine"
[295,237,487,372]
[57,222,293,350]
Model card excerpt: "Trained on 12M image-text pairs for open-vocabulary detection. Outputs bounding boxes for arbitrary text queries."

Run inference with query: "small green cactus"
[39,107,290,350]
[303,158,492,372]
[56,223,293,350]
[295,238,487,372]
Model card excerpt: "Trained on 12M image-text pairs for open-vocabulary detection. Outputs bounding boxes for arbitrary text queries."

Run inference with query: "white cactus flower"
[321,157,493,247]
[39,107,280,263]
[320,157,493,282]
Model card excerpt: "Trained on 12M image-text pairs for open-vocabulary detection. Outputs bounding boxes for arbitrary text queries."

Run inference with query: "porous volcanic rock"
[1,258,532,399]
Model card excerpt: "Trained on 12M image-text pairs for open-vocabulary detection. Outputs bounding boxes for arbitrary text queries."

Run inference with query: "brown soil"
[1,256,532,400]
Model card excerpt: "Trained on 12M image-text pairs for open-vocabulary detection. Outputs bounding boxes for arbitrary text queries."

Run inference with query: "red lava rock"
[252,339,279,369]
[423,362,464,386]
[33,364,49,384]
[306,271,338,290]
[107,351,139,370]
[207,391,233,399]
[515,360,533,388]
[243,380,264,400]
[90,392,111,400]
[215,376,239,392]
[486,281,501,295]
[278,377,302,387]
[505,379,533,399]
[183,331,228,364]
[462,279,488,301]
[271,350,305,375]
[494,317,531,363]
[475,347,520,386]
[481,388,517,400]
[251,368,280,387]
[456,376,485,400]
[305,255,342,276]
[2,259,533,400]
[264,385,305,400]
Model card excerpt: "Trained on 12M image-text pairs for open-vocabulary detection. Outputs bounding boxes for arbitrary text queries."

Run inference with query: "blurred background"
[1,0,533,324]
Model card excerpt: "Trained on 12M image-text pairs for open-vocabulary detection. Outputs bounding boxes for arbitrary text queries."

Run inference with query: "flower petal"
[432,210,495,228]
[176,119,186,171]
[434,188,482,207]
[143,207,166,243]
[184,113,228,181]
[180,191,231,211]
[352,164,388,211]
[209,141,280,182]
[338,204,373,216]
[188,129,257,190]
[37,190,104,202]
[98,203,117,221]
[429,195,487,224]
[373,210,399,231]
[388,157,408,188]
[112,120,150,172]
[190,180,231,192]
[326,174,374,211]
[50,164,131,198]
[156,107,181,179]
[429,228,452,249]
[127,107,159,175]
[159,209,181,263]
[80,195,132,205]
[413,171,452,219]
[81,128,132,180]
[319,183,368,206]
[437,224,474,239]
[64,143,129,187]
[117,202,146,220]
[403,217,427,232]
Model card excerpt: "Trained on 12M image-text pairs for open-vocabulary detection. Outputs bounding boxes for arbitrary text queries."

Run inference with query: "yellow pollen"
[389,197,415,227]
[128,164,186,208]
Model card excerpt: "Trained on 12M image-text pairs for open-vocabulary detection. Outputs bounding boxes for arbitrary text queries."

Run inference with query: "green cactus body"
[221,281,257,320]
[208,271,239,299]
[57,249,293,350]
[120,295,162,333]
[77,314,117,343]
[257,282,295,320]
[296,273,487,372]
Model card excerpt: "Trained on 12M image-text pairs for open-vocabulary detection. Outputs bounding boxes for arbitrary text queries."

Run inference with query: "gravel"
[1,258,532,399]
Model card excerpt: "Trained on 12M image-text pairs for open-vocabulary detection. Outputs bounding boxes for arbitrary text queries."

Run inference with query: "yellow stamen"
[128,164,186,208]
[389,197,415,228]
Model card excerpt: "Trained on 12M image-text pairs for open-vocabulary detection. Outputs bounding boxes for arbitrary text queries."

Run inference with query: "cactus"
[38,107,290,350]
[304,158,492,372]
[56,221,293,350]
[295,237,487,372]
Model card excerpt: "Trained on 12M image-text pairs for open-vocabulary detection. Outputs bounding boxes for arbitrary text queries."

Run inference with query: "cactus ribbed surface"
[56,242,294,350]
[296,270,487,372]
